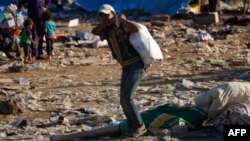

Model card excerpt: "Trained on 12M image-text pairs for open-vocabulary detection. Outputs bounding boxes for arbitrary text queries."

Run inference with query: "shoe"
[120,124,147,138]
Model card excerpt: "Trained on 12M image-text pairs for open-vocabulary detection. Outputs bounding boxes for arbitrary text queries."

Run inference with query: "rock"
[8,65,23,73]
[210,59,226,66]
[151,21,171,26]
[11,117,28,128]
[149,14,170,21]
[71,115,112,126]
[0,99,24,115]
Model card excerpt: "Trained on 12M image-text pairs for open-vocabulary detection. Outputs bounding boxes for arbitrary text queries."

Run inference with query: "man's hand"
[104,16,116,26]
[118,13,127,21]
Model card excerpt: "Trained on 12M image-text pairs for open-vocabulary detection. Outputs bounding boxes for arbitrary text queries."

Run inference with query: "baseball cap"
[98,4,115,14]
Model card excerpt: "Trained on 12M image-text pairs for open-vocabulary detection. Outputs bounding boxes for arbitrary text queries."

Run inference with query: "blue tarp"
[74,0,191,17]
[0,0,16,7]
[0,0,191,17]
[0,0,16,11]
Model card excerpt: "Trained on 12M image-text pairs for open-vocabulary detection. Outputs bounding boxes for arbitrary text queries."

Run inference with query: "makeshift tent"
[0,1,16,7]
[74,0,191,17]
[0,0,191,17]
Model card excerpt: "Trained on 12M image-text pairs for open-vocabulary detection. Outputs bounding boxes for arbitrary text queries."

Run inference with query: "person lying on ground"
[195,81,250,119]
[50,82,250,141]
[50,103,209,141]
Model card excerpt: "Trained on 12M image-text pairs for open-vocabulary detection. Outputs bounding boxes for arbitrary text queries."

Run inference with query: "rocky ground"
[0,2,250,141]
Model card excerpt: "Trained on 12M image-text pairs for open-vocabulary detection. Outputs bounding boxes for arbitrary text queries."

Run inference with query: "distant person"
[43,10,56,60]
[52,0,73,11]
[0,4,21,60]
[208,0,220,12]
[200,0,210,13]
[20,18,36,63]
[200,0,220,13]
[18,0,51,59]
[92,4,146,137]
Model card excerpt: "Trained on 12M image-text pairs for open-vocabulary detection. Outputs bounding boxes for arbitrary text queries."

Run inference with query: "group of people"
[0,0,56,63]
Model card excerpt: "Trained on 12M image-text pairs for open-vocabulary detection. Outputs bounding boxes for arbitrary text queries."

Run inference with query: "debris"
[11,117,28,128]
[193,13,219,25]
[8,65,23,73]
[19,77,30,86]
[68,18,79,27]
[0,99,24,115]
[75,31,89,40]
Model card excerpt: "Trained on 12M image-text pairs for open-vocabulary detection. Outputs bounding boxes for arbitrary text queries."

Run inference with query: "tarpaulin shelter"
[0,0,192,17]
[0,0,16,7]
[74,0,191,17]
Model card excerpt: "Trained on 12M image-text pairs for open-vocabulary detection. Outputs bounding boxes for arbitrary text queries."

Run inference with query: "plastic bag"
[129,21,163,69]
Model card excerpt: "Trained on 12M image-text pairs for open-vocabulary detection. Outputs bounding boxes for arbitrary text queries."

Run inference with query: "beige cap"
[98,4,115,14]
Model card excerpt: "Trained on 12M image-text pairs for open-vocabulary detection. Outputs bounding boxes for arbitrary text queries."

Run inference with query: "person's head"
[24,18,33,30]
[43,10,53,21]
[98,4,116,21]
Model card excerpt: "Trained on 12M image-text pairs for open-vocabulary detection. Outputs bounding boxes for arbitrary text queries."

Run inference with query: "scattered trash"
[8,65,23,73]
[182,79,195,89]
[0,99,23,115]
[198,30,214,42]
[174,90,190,99]
[68,18,79,27]
[171,118,188,134]
[75,31,89,40]
[11,117,28,128]
[19,77,30,86]
[0,1,249,141]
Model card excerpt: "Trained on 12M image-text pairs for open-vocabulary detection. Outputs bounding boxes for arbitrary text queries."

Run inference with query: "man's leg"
[120,60,145,132]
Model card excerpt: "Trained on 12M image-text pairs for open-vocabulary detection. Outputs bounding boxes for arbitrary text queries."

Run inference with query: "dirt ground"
[0,9,250,141]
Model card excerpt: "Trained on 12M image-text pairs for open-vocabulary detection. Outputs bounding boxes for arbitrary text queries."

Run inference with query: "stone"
[0,99,24,115]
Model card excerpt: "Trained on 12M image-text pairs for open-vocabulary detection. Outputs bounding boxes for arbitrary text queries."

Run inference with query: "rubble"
[0,99,24,114]
[0,1,250,141]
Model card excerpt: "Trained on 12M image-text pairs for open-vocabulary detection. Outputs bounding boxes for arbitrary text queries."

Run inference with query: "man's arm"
[119,17,139,33]
[91,22,108,36]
